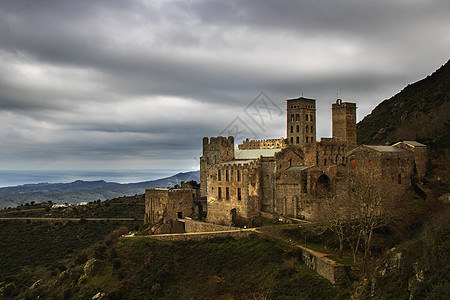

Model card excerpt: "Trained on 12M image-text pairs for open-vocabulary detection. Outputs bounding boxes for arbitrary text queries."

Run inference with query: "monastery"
[145,97,427,228]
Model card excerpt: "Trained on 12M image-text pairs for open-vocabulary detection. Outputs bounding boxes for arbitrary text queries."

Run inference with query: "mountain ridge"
[357,60,450,148]
[0,170,199,209]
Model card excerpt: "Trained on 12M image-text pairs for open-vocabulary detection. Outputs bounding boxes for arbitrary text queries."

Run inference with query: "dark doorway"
[177,212,183,219]
[316,174,331,197]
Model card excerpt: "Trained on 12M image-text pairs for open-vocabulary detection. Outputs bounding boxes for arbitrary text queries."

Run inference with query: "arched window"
[296,125,299,132]
[296,136,299,144]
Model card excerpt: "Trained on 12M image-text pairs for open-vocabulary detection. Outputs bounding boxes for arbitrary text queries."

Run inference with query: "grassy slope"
[357,60,450,149]
[6,235,347,300]
[0,195,144,282]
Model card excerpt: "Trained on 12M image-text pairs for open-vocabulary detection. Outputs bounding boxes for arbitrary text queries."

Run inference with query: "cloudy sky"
[0,0,449,173]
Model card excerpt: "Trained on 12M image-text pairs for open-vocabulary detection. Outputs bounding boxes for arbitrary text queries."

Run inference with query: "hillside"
[0,171,199,209]
[357,60,450,149]
[0,196,347,300]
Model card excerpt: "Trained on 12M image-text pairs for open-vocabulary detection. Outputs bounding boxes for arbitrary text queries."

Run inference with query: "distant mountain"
[0,170,199,209]
[357,60,450,148]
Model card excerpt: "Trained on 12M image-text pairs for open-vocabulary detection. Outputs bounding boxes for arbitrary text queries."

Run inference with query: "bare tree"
[347,173,399,274]
[314,194,352,259]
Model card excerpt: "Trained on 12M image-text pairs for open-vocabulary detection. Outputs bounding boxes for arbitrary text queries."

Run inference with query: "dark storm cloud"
[0,0,448,171]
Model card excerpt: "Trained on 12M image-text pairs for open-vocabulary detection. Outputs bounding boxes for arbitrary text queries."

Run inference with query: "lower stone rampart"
[182,219,239,233]
[143,229,255,241]
[297,244,349,284]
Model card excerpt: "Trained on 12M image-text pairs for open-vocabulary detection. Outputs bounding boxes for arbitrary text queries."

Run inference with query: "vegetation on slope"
[2,234,348,300]
[357,60,450,149]
[0,195,144,284]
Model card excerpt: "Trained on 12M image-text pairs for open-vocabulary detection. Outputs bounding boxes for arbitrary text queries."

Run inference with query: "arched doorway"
[316,174,331,197]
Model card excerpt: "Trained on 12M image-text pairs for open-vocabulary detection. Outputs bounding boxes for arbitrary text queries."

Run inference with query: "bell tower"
[286,97,316,165]
[332,99,357,148]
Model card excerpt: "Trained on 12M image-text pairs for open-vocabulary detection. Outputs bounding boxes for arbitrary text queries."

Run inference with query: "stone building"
[145,188,195,232]
[201,97,427,225]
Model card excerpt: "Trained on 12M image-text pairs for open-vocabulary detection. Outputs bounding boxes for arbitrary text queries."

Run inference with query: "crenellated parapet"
[238,138,286,150]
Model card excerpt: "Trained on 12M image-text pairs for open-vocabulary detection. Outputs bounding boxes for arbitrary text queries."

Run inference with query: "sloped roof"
[397,141,427,147]
[286,166,312,171]
[364,145,409,152]
[234,148,282,159]
[219,160,255,166]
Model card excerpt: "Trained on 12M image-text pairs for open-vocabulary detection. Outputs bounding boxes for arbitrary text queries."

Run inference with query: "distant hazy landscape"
[0,170,200,209]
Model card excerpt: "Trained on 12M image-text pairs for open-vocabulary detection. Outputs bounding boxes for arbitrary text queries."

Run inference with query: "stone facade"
[144,188,195,226]
[200,98,428,225]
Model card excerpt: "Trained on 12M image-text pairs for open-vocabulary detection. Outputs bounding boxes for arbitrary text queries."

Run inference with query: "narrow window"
[296,125,299,132]
[397,158,401,167]
[310,114,314,121]
[290,137,293,144]
[237,188,241,200]
[218,170,222,181]
[226,187,230,200]
[291,114,294,121]
[386,159,390,167]
[218,187,222,200]
[351,159,356,169]
[306,114,309,121]
[324,158,327,166]
[306,137,309,143]
[296,136,299,144]
[226,169,229,181]
[296,114,300,121]
[237,169,241,182]
[398,174,402,184]
[289,159,292,167]
[290,126,293,133]
[306,126,309,133]
[311,126,314,133]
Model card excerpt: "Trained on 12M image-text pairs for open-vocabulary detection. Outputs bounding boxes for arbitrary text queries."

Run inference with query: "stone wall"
[183,219,240,233]
[144,188,194,225]
[331,100,357,147]
[144,229,254,242]
[200,136,235,197]
[206,160,261,225]
[298,245,349,284]
[238,138,286,150]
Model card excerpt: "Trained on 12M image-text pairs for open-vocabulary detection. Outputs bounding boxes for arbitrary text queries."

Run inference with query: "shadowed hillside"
[357,60,450,149]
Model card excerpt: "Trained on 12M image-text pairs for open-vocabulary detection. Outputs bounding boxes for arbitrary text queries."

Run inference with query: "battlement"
[203,136,234,148]
[331,99,356,109]
[238,137,286,150]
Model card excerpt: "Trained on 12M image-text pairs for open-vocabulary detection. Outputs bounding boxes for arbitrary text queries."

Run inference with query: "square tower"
[286,97,316,165]
[331,99,357,147]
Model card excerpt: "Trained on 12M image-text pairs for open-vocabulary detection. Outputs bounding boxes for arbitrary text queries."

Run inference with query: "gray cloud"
[0,0,448,173]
